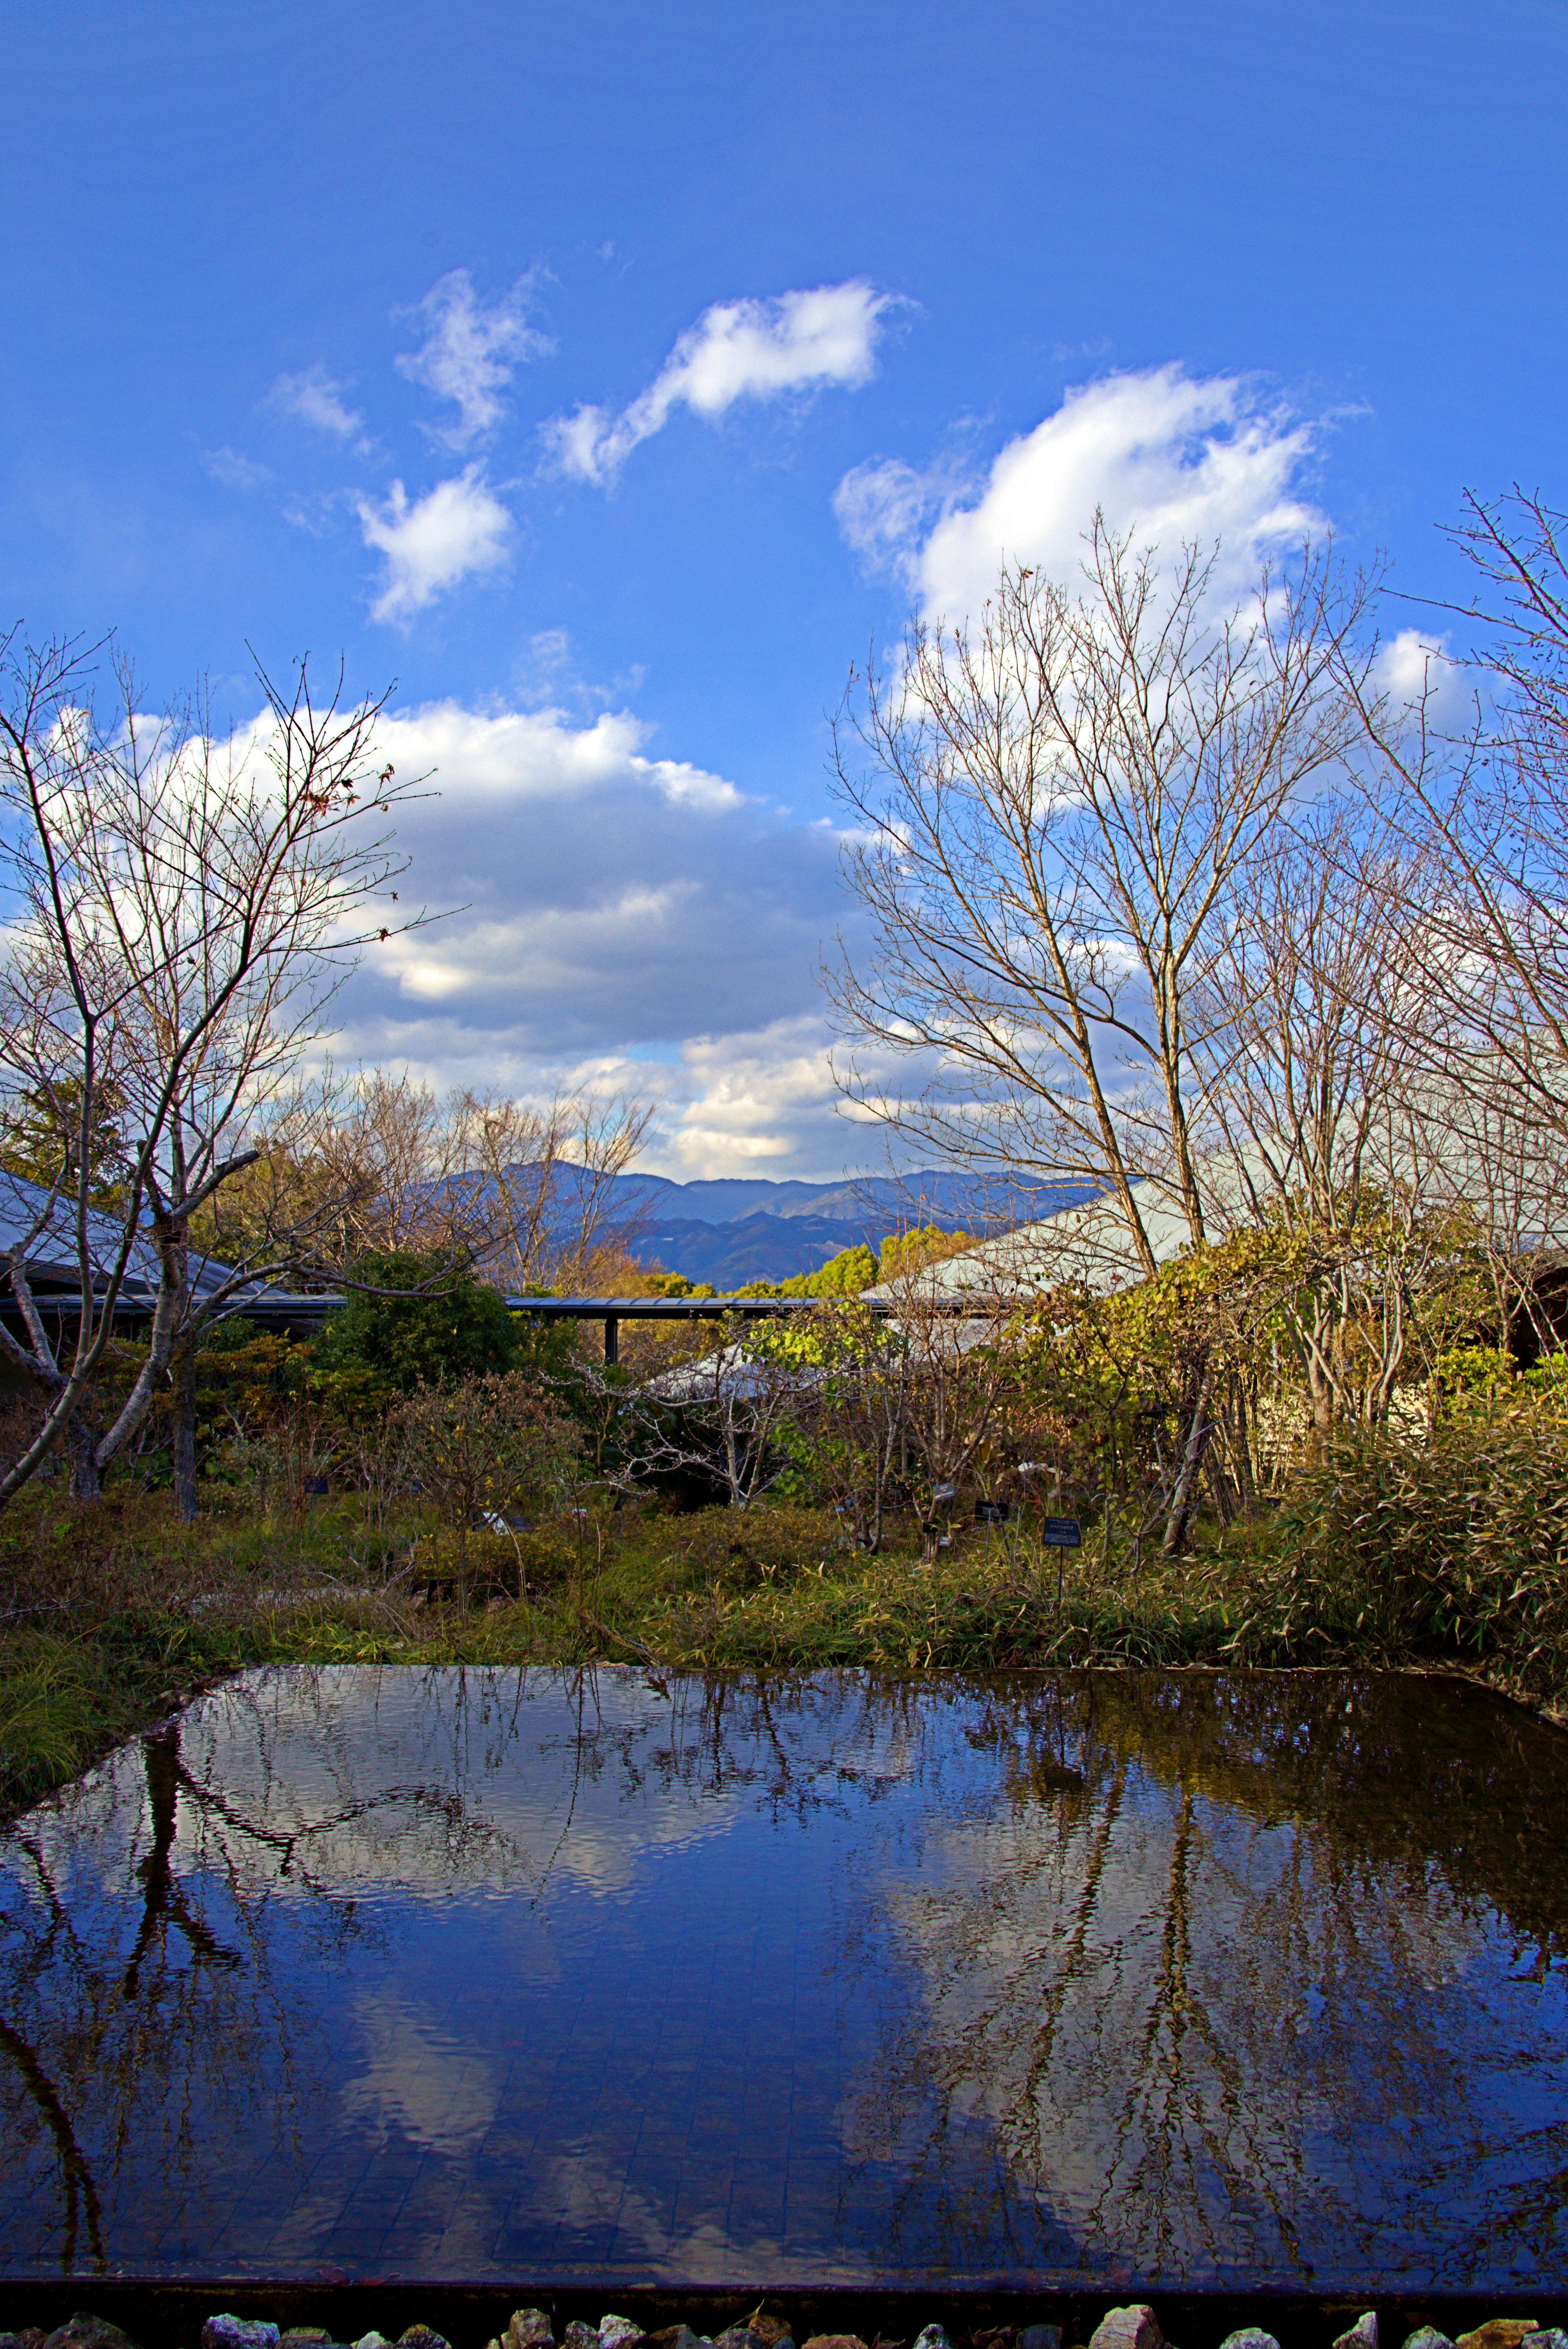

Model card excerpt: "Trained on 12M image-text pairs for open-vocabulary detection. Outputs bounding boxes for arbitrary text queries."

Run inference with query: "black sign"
[974,1498,1010,1524]
[303,1475,329,1497]
[1040,1515,1082,1547]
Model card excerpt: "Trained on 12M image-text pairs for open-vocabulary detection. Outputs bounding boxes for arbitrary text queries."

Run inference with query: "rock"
[1019,2329,1062,2349]
[281,2336,332,2347]
[748,2324,793,2349]
[1402,2332,1455,2349]
[509,2316,554,2349]
[601,2323,645,2349]
[399,2333,450,2349]
[201,2324,279,2349]
[1520,2336,1568,2349]
[713,2331,763,2349]
[1088,2312,1163,2349]
[561,2327,599,2349]
[1218,2333,1279,2349]
[1458,2329,1541,2349]
[1334,2319,1377,2349]
[644,2331,708,2349]
[352,2336,394,2349]
[800,2336,868,2349]
[44,2323,143,2349]
[912,2329,952,2349]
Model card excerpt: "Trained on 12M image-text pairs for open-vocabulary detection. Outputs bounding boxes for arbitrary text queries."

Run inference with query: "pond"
[2,1665,1567,2293]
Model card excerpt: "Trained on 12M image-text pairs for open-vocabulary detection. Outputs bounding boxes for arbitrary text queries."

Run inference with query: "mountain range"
[564,1168,1081,1287]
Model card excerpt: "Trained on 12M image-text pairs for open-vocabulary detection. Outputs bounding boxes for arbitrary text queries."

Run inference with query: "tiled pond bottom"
[2,1666,1567,2291]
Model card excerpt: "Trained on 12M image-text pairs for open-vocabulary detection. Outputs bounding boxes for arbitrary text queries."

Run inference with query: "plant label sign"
[974,1498,1010,1523]
[1040,1515,1082,1547]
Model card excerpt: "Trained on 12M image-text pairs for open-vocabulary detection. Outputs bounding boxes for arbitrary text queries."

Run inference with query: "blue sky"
[5,1,1566,1177]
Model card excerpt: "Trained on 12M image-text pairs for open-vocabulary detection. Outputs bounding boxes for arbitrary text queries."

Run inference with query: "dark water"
[3,1665,1568,2291]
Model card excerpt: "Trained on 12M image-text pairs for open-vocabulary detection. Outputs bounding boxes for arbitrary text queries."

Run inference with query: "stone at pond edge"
[601,2320,644,2349]
[45,2322,144,2349]
[203,2323,281,2349]
[398,2331,450,2349]
[1089,2311,1165,2349]
[1403,2331,1456,2349]
[1521,2335,1568,2349]
[1019,2328,1063,2349]
[913,2327,953,2349]
[509,2316,553,2349]
[1457,2329,1539,2349]
[1218,2331,1281,2349]
[801,2334,869,2349]
[1334,2318,1377,2349]
[561,2326,599,2349]
[643,2329,707,2349]
[748,2323,793,2349]
[713,2329,764,2349]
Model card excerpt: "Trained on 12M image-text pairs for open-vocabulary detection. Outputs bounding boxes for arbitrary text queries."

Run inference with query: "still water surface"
[2,1665,1567,2289]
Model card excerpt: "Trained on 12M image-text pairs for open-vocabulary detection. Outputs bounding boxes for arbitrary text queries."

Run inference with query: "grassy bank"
[6,1412,1568,1823]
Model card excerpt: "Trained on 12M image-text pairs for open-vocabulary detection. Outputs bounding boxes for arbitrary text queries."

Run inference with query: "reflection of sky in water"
[2,1665,1567,2289]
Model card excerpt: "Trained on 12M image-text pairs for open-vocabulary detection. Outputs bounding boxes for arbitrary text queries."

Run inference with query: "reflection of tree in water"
[0,1670,548,2276]
[832,1673,1568,2288]
[4,1662,1567,2286]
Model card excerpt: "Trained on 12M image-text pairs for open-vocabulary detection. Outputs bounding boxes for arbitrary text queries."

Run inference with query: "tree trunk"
[67,1410,101,1503]
[1162,1361,1213,1558]
[171,1343,198,1523]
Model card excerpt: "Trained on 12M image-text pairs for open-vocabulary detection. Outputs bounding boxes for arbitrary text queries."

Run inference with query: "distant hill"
[525,1165,1085,1286]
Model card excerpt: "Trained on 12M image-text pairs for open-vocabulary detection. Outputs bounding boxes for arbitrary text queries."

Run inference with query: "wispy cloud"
[266,365,368,448]
[396,267,553,449]
[547,280,900,486]
[838,365,1321,620]
[200,444,273,490]
[357,468,513,623]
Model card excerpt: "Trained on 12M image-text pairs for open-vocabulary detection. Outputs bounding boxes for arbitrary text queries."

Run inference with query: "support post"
[604,1316,619,1366]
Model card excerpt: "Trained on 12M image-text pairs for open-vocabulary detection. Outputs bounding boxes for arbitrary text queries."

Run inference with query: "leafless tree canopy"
[0,633,421,1505]
[826,522,1372,1278]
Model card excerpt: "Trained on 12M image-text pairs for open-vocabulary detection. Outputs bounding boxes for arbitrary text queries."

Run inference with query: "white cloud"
[833,457,942,580]
[1376,625,1460,709]
[839,364,1320,621]
[396,267,552,449]
[547,279,898,485]
[275,695,874,1175]
[357,468,513,623]
[266,365,368,447]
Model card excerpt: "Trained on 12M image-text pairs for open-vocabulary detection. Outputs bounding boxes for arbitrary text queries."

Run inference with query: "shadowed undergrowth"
[5,1402,1568,1821]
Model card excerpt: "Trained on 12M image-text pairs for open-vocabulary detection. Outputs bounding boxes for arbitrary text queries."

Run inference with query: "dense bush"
[310,1251,518,1396]
[1239,1400,1568,1696]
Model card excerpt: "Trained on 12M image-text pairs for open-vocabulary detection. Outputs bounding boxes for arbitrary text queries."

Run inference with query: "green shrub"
[311,1250,518,1397]
[1240,1402,1568,1696]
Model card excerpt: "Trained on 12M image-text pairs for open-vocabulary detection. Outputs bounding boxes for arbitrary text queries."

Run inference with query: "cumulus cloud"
[838,364,1320,620]
[396,267,552,449]
[1376,625,1463,712]
[547,280,898,485]
[290,696,870,1174]
[266,365,368,447]
[357,468,513,623]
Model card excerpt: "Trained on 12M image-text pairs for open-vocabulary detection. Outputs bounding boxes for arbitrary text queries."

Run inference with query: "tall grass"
[1232,1401,1568,1699]
[6,1408,1568,1821]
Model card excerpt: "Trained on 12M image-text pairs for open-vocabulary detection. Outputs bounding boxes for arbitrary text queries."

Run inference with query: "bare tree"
[826,524,1370,1280]
[614,1313,815,1511]
[0,633,420,1510]
[305,1073,655,1293]
[1187,799,1458,1438]
[1344,490,1568,1327]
